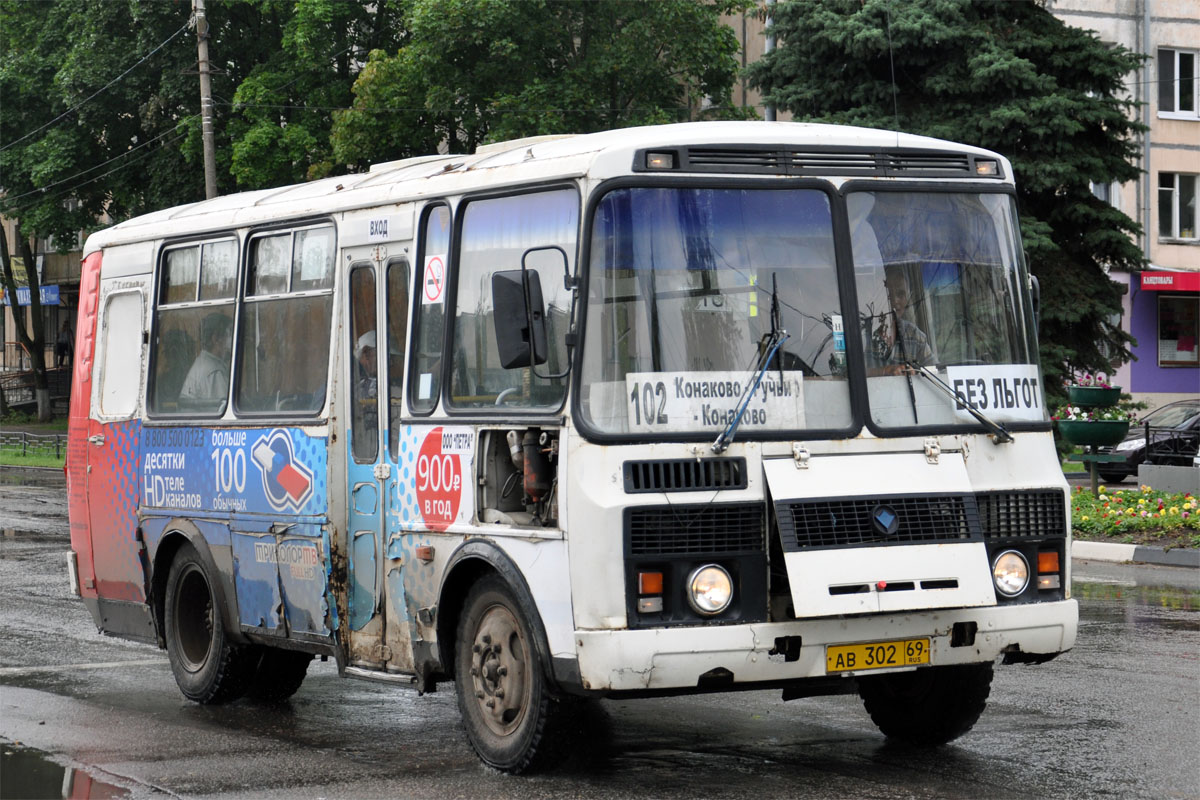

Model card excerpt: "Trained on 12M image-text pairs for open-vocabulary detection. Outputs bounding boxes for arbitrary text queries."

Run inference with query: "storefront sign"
[1,284,60,306]
[1140,271,1200,292]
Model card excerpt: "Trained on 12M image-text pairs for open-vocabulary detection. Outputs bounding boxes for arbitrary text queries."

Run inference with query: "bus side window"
[149,240,236,416]
[98,290,144,417]
[387,258,410,457]
[409,205,449,414]
[349,265,378,463]
[451,189,577,410]
[237,225,335,415]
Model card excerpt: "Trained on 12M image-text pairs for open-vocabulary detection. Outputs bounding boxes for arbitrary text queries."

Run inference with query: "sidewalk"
[1073,540,1199,569]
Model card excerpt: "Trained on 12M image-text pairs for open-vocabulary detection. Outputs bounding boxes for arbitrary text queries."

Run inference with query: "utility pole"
[193,0,218,199]
[763,0,776,122]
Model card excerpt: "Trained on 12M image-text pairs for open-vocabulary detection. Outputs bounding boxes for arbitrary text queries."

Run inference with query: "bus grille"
[623,457,747,493]
[627,503,764,555]
[646,147,986,178]
[976,490,1066,539]
[776,495,978,550]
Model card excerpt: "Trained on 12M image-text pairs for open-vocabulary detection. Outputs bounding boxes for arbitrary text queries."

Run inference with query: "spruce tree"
[747,0,1145,397]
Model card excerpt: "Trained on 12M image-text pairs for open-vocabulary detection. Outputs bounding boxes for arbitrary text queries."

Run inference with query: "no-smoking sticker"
[414,426,472,531]
[423,255,445,305]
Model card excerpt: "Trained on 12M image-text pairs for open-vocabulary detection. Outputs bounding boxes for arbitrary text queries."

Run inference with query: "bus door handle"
[87,434,105,446]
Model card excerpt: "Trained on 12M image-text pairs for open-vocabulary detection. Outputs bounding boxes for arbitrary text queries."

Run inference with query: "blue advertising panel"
[141,427,327,516]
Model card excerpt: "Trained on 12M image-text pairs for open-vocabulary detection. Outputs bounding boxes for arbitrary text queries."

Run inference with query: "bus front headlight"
[992,550,1030,597]
[686,564,733,615]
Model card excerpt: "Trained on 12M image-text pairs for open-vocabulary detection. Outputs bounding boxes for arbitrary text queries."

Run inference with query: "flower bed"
[1072,485,1200,548]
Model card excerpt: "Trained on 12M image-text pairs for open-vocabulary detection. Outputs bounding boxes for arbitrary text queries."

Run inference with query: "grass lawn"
[1,412,69,468]
[0,451,65,469]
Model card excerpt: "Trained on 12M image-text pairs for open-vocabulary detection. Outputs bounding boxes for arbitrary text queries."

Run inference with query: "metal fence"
[0,431,68,460]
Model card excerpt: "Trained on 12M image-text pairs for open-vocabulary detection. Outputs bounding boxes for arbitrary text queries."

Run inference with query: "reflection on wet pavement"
[1074,579,1200,611]
[0,743,127,799]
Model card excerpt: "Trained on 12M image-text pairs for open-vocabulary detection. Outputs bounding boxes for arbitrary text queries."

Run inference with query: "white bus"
[66,121,1077,773]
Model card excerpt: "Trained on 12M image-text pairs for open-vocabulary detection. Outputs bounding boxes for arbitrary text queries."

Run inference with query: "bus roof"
[84,121,1009,255]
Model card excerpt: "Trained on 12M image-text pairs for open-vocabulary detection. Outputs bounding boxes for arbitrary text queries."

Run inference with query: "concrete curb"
[1073,540,1199,568]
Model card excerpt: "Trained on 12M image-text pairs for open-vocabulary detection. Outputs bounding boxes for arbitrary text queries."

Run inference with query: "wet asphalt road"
[1,467,1198,799]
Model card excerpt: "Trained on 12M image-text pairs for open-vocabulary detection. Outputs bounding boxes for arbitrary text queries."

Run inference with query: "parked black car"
[1097,398,1200,483]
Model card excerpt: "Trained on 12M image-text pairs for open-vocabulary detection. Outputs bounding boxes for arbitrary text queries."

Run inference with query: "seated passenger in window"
[180,313,232,404]
[870,266,932,375]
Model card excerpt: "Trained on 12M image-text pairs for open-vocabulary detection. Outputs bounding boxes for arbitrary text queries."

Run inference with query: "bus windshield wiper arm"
[712,330,789,454]
[903,360,1014,444]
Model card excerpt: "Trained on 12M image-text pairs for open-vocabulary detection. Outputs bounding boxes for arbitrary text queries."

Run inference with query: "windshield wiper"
[903,360,1014,444]
[713,274,788,454]
[711,331,789,454]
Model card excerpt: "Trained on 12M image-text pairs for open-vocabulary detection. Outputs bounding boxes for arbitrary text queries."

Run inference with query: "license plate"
[826,638,930,674]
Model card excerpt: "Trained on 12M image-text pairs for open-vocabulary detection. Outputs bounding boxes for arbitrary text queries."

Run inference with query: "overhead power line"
[2,118,198,206]
[6,131,189,217]
[0,21,191,154]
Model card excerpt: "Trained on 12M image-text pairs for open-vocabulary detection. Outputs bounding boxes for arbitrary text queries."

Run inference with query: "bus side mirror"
[493,269,548,369]
[1030,274,1041,328]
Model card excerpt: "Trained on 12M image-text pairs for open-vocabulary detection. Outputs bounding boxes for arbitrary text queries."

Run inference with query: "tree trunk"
[0,222,52,421]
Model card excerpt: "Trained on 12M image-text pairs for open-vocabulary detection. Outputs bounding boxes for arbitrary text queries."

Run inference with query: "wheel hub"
[469,606,528,736]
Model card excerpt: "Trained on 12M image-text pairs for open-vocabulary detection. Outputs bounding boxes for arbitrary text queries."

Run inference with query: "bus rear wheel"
[164,542,257,704]
[454,577,564,773]
[857,662,993,746]
[247,649,313,703]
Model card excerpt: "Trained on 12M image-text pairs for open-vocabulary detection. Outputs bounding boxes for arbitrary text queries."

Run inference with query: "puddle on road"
[1073,578,1200,611]
[0,469,66,490]
[0,743,127,799]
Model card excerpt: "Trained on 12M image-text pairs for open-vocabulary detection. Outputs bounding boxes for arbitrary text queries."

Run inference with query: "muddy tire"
[454,576,566,773]
[164,542,257,704]
[858,663,993,746]
[247,649,313,703]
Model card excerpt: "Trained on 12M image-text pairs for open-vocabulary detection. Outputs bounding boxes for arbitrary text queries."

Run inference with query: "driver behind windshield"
[870,265,932,374]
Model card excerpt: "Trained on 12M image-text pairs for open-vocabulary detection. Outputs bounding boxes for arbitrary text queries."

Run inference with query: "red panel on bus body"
[87,416,144,602]
[66,251,102,599]
[66,251,145,603]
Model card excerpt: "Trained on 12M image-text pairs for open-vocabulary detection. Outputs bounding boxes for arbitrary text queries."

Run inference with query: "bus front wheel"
[857,662,993,746]
[454,577,565,773]
[164,542,257,704]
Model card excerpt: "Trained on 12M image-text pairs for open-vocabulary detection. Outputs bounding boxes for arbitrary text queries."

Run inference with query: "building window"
[1158,48,1198,118]
[1090,180,1120,210]
[1157,294,1199,367]
[1159,173,1197,241]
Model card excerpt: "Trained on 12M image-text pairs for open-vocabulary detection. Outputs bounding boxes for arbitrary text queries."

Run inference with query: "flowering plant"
[1067,373,1113,389]
[1052,405,1133,422]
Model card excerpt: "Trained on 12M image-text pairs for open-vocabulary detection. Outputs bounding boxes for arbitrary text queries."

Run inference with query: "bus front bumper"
[569,599,1077,693]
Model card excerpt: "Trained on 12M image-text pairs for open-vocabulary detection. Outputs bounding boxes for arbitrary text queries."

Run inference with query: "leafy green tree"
[746,0,1144,398]
[332,0,750,167]
[1,0,265,417]
[228,0,408,186]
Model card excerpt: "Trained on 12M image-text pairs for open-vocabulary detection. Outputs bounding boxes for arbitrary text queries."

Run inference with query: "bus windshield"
[579,186,851,436]
[850,191,1044,429]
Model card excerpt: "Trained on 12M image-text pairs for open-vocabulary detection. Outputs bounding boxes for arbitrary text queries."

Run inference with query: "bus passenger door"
[381,257,414,674]
[346,262,387,668]
[345,255,416,674]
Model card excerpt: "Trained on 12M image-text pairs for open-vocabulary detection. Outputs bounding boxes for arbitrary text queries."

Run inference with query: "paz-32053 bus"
[66,121,1077,773]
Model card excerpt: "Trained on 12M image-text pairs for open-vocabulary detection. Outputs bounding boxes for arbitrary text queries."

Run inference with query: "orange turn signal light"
[638,571,663,595]
[1037,551,1060,574]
